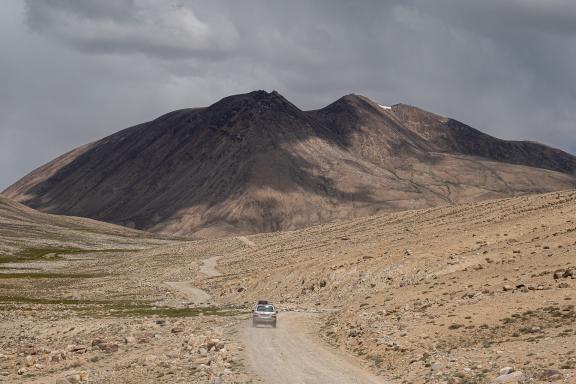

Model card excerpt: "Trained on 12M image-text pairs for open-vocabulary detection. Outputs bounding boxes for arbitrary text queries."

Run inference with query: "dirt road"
[168,255,385,382]
[199,255,221,277]
[164,256,221,303]
[242,312,386,384]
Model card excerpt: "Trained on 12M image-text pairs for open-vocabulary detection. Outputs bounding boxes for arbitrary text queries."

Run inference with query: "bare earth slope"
[4,91,576,238]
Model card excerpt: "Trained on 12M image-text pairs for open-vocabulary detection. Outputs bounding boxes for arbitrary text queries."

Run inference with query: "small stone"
[503,285,514,292]
[91,339,105,347]
[96,343,118,353]
[431,362,442,371]
[25,355,36,367]
[348,329,360,337]
[499,367,514,375]
[495,371,523,383]
[535,369,562,381]
[553,271,564,279]
[51,353,62,363]
[158,361,170,368]
[65,374,82,384]
[124,336,136,344]
[67,345,87,354]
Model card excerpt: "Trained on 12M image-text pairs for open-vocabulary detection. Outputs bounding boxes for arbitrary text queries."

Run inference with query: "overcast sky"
[1,0,576,189]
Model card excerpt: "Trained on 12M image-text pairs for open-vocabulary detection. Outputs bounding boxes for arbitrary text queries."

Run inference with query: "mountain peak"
[316,94,398,122]
[206,90,298,117]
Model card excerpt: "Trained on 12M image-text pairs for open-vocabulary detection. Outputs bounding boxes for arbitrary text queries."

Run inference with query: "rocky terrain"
[4,91,576,238]
[206,189,576,383]
[1,189,575,383]
[0,197,251,383]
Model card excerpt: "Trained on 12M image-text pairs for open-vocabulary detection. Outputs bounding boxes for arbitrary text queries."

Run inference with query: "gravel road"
[241,312,386,384]
[165,256,221,303]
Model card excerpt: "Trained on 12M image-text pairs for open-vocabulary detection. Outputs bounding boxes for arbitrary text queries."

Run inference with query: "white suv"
[252,300,277,328]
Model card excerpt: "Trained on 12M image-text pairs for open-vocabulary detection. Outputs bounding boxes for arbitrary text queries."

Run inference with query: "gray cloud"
[1,0,575,189]
[24,0,239,58]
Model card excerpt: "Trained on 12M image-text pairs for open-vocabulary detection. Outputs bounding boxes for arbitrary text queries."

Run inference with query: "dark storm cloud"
[1,0,575,188]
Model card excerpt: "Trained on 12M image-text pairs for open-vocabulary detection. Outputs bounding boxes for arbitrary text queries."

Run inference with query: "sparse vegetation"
[0,247,142,264]
[0,272,103,279]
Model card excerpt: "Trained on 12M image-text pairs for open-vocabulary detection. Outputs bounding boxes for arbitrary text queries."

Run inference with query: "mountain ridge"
[3,90,576,237]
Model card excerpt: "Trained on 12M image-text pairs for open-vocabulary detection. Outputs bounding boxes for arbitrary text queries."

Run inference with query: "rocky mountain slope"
[4,91,576,237]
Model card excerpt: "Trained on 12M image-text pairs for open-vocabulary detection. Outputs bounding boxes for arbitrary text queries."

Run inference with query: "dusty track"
[167,254,384,382]
[242,312,385,384]
[199,256,221,277]
[164,256,221,303]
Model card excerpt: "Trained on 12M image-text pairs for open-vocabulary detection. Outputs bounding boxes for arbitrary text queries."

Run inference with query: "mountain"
[3,90,576,238]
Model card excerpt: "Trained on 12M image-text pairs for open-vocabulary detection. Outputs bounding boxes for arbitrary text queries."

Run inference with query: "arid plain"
[1,189,574,383]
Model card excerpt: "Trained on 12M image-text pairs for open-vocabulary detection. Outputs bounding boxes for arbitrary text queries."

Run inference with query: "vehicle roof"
[255,303,275,309]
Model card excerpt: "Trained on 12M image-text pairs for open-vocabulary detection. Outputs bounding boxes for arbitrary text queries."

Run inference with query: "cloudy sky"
[1,0,576,189]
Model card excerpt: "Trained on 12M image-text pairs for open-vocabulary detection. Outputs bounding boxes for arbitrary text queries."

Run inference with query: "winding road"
[167,253,384,383]
[164,256,221,304]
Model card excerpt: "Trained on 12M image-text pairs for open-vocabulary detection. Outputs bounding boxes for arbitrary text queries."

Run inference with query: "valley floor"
[1,190,576,383]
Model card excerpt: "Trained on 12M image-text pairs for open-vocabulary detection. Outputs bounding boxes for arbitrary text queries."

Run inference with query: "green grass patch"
[0,247,141,264]
[0,295,243,318]
[0,272,102,279]
[86,305,240,318]
[0,295,116,305]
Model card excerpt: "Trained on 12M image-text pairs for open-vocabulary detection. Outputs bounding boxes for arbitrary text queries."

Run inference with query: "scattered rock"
[499,367,514,375]
[24,355,36,367]
[495,371,524,383]
[67,345,87,354]
[535,369,563,381]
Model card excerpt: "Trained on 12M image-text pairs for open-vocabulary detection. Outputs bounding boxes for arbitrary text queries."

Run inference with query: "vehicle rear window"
[256,305,274,312]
